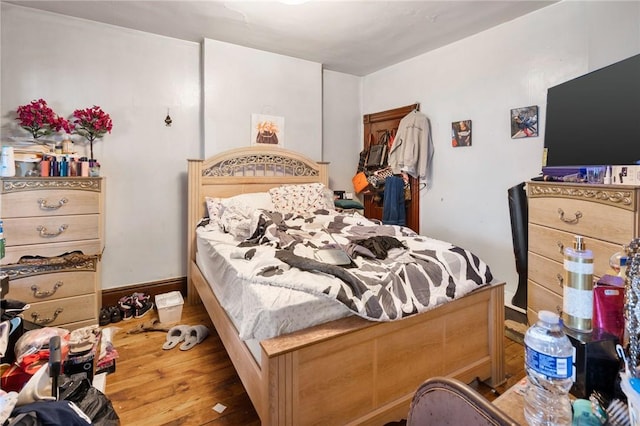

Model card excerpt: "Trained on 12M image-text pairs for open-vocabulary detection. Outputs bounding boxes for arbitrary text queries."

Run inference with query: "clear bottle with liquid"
[523,310,574,426]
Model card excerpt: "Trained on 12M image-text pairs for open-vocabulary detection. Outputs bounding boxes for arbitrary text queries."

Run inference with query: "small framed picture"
[251,114,285,147]
[510,106,538,138]
[452,120,472,147]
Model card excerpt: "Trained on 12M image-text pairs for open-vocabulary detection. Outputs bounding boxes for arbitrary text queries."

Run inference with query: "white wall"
[4,1,640,307]
[1,4,202,289]
[322,70,361,192]
[362,1,640,310]
[203,39,322,160]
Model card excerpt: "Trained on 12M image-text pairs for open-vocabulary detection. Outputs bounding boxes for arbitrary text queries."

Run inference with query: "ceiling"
[5,1,556,76]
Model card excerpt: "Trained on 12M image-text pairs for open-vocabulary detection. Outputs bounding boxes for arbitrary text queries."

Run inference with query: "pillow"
[205,192,274,219]
[226,192,274,211]
[268,183,330,214]
[323,187,336,210]
[334,199,364,210]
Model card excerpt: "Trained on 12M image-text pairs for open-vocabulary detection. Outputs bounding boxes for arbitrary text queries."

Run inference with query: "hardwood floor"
[105,302,526,425]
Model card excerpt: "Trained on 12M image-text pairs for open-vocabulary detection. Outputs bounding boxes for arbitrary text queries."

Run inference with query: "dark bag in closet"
[365,131,389,169]
[365,144,386,169]
[356,149,368,173]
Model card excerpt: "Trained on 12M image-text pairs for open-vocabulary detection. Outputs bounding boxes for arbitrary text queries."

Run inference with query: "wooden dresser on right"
[527,181,640,325]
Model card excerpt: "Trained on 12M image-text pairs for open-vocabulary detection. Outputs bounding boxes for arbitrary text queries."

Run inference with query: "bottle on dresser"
[563,235,594,333]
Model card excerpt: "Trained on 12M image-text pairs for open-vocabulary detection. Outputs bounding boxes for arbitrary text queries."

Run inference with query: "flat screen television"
[543,53,640,167]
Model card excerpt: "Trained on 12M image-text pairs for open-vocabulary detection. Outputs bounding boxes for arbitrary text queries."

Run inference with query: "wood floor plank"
[104,301,525,425]
[105,303,258,425]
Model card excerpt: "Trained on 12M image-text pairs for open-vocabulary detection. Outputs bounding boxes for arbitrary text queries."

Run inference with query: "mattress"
[196,226,352,359]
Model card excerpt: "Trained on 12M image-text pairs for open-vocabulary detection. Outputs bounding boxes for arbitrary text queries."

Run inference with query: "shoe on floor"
[133,293,154,319]
[110,306,122,323]
[99,308,110,326]
[179,325,209,351]
[162,325,191,350]
[118,295,134,321]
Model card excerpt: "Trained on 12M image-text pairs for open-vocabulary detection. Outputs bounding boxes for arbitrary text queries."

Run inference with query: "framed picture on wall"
[452,120,472,147]
[251,114,285,147]
[510,105,538,138]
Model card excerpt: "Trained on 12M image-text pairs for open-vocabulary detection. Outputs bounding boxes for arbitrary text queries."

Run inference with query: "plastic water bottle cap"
[539,310,560,324]
[573,399,591,412]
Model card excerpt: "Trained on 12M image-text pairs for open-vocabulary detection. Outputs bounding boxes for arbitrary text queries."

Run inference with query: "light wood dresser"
[527,181,640,325]
[1,177,104,330]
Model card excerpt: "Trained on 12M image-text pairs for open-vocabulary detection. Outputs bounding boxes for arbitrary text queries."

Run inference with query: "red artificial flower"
[15,99,70,140]
[71,105,113,160]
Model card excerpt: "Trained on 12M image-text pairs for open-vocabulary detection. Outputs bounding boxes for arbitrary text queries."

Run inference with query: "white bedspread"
[196,227,352,342]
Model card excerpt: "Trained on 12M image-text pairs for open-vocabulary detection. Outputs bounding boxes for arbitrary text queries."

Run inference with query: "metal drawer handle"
[557,241,564,253]
[37,224,68,238]
[31,308,63,325]
[31,281,63,298]
[557,208,582,224]
[38,197,68,210]
[556,273,564,287]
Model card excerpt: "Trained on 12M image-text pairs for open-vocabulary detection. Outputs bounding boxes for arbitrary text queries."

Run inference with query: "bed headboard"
[186,146,329,303]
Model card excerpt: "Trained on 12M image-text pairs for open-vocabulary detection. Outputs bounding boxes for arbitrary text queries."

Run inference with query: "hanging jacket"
[387,111,434,182]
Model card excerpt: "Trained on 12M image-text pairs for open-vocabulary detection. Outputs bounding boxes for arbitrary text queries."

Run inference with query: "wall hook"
[164,109,172,127]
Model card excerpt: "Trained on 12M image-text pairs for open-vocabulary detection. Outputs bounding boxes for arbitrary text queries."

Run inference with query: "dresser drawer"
[528,196,636,244]
[2,189,100,218]
[2,240,101,265]
[528,252,564,297]
[5,271,96,303]
[528,223,620,277]
[4,215,100,246]
[528,280,562,318]
[23,293,97,327]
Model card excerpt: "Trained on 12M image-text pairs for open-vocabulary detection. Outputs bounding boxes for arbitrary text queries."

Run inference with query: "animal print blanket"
[203,209,494,322]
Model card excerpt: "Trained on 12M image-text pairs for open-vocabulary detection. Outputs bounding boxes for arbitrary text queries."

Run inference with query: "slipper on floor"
[179,325,209,351]
[162,325,191,350]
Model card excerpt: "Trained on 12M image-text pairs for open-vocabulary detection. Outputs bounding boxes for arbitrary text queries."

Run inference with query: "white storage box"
[155,291,184,324]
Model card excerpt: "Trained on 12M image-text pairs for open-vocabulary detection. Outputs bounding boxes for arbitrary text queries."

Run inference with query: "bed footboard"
[191,257,504,426]
[261,282,505,425]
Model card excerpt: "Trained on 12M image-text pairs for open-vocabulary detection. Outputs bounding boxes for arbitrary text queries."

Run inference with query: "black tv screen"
[544,53,640,167]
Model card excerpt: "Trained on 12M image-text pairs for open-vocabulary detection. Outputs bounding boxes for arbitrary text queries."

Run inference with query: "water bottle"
[524,310,574,426]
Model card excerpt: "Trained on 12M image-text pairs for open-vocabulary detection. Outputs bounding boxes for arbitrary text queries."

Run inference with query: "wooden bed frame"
[187,146,505,425]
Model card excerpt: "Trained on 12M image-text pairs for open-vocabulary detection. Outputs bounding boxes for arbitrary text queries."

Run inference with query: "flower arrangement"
[71,106,113,160]
[16,99,71,141]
